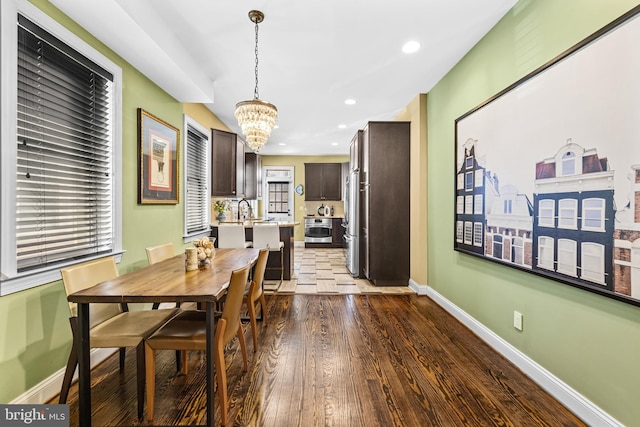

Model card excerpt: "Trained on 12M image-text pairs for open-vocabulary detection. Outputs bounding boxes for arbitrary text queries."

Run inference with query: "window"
[473,223,483,247]
[475,169,484,187]
[457,174,464,190]
[581,242,605,284]
[558,199,577,229]
[582,198,605,231]
[538,199,555,227]
[183,116,210,239]
[456,196,464,214]
[456,221,463,243]
[538,236,554,270]
[561,151,576,176]
[504,199,513,214]
[465,156,473,169]
[474,194,483,215]
[492,234,503,259]
[465,195,473,214]
[1,2,122,295]
[512,237,524,265]
[463,222,473,245]
[465,172,473,191]
[557,239,577,277]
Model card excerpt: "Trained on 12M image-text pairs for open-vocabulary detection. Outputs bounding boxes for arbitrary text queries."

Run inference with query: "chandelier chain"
[254,19,260,100]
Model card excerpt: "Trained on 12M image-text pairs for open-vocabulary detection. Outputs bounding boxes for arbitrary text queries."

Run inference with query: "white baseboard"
[421,284,622,427]
[9,347,117,405]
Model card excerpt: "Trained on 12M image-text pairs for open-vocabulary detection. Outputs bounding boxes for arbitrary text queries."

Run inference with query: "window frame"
[557,238,577,277]
[538,199,555,228]
[0,0,123,296]
[558,198,578,230]
[582,197,606,232]
[182,115,211,242]
[537,236,555,270]
[581,242,605,284]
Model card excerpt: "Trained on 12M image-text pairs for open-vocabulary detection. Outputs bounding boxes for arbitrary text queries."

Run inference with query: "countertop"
[211,220,300,228]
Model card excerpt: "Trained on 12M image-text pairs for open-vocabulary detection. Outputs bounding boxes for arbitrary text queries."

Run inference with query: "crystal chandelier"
[235,10,278,152]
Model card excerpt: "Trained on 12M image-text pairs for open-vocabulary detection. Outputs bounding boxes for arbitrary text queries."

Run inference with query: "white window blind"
[16,14,114,272]
[185,123,209,235]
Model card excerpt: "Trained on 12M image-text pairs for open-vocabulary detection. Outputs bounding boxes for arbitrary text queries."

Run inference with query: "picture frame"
[454,6,640,307]
[138,108,180,204]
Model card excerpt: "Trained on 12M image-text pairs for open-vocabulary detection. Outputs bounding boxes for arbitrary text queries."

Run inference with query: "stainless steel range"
[304,217,332,243]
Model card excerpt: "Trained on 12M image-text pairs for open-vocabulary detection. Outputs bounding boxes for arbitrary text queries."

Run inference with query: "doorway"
[263,166,294,222]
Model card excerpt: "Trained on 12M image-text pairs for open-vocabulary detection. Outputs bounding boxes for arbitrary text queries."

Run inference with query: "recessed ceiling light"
[344,99,356,105]
[278,143,286,146]
[338,124,347,129]
[402,40,421,54]
[331,142,339,146]
[274,125,279,129]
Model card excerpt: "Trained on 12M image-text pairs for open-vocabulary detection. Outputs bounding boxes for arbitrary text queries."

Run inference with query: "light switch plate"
[513,311,523,331]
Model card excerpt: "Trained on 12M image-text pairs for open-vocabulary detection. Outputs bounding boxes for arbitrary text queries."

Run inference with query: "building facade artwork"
[485,185,534,268]
[532,140,615,291]
[455,139,499,255]
[613,164,640,299]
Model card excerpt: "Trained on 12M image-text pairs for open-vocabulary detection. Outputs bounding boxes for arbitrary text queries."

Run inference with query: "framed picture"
[454,6,640,307]
[138,108,180,204]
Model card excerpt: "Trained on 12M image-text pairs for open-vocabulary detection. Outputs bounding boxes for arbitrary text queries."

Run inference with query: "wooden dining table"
[67,247,261,427]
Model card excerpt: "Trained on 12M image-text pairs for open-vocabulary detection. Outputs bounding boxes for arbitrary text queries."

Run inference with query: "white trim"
[408,278,428,295]
[9,348,117,404]
[424,285,623,427]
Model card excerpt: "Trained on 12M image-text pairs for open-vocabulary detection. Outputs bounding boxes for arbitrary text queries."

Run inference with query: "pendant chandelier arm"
[254,19,260,100]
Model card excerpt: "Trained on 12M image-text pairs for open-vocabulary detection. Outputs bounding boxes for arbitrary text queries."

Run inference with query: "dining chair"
[217,223,252,248]
[59,257,180,420]
[243,248,269,351]
[145,243,178,309]
[144,262,252,425]
[251,222,284,285]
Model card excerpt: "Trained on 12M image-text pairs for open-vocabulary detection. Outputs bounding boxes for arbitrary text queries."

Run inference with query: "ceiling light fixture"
[344,98,357,105]
[402,40,421,54]
[234,10,278,152]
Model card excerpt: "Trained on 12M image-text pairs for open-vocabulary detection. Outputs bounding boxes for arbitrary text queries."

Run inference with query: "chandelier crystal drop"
[235,10,278,152]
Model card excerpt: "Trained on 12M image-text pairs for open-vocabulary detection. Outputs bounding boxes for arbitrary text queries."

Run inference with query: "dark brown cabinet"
[332,218,345,247]
[211,129,245,197]
[244,152,262,199]
[360,121,410,286]
[304,163,342,201]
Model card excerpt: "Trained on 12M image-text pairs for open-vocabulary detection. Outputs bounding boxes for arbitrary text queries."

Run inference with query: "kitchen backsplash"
[304,201,345,217]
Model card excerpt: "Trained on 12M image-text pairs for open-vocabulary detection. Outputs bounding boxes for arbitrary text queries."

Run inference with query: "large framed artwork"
[138,108,180,204]
[454,6,640,307]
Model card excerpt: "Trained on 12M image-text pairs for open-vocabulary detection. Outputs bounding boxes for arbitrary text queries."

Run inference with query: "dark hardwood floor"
[54,294,585,426]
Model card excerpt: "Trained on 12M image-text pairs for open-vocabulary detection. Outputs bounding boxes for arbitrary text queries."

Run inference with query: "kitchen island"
[210,221,299,280]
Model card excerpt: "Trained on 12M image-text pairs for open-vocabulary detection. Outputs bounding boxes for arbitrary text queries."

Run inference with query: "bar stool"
[252,222,284,286]
[218,223,252,248]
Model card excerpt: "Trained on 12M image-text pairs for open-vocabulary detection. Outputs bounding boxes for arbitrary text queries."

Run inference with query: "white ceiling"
[50,0,516,155]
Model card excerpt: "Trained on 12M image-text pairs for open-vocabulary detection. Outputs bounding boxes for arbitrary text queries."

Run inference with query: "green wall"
[426,1,640,425]
[0,0,195,403]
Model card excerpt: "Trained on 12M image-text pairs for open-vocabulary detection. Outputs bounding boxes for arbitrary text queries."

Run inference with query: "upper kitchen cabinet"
[211,129,245,197]
[304,163,342,201]
[244,152,262,199]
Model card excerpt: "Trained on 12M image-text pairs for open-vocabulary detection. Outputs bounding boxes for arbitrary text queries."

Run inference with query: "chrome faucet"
[237,198,253,221]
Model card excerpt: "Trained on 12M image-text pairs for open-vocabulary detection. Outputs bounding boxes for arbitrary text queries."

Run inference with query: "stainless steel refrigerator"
[345,169,359,276]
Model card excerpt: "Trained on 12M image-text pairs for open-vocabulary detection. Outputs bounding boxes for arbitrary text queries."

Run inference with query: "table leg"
[77,302,92,426]
[206,301,215,427]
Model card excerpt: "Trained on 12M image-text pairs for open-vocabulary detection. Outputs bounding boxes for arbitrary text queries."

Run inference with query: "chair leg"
[59,317,79,404]
[144,343,156,421]
[247,299,258,351]
[136,342,145,420]
[259,293,268,326]
[237,325,248,372]
[181,350,189,375]
[214,319,229,426]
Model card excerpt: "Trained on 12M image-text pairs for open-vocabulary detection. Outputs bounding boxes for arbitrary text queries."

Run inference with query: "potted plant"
[214,200,229,222]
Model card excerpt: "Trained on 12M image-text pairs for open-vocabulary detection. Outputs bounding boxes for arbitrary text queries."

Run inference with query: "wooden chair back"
[145,243,174,265]
[220,263,252,345]
[60,257,121,328]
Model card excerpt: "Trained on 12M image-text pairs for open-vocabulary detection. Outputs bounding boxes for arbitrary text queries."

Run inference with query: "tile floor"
[263,246,414,295]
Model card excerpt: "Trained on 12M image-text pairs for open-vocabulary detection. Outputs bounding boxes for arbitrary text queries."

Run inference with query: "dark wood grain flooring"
[54,294,585,426]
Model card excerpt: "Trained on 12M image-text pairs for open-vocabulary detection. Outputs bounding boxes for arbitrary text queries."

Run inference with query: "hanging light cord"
[254,18,260,100]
